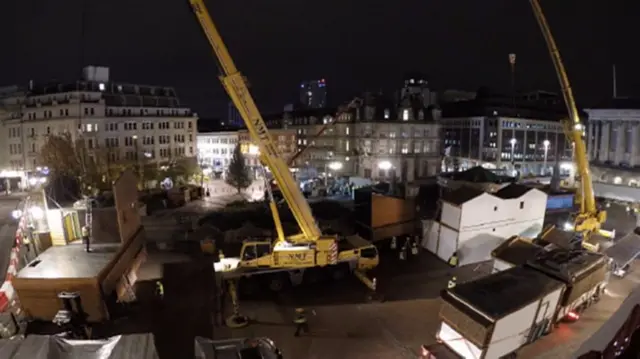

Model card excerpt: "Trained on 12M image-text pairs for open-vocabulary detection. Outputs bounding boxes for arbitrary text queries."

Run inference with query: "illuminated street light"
[542,140,551,175]
[509,138,517,165]
[378,161,392,170]
[248,144,260,155]
[11,210,22,220]
[328,161,343,171]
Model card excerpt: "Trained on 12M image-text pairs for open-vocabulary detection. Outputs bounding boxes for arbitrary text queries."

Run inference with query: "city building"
[226,101,243,128]
[0,86,26,171]
[238,128,298,176]
[196,131,238,178]
[299,79,327,109]
[439,90,575,176]
[1,66,198,173]
[585,98,640,185]
[399,72,437,108]
[282,91,442,182]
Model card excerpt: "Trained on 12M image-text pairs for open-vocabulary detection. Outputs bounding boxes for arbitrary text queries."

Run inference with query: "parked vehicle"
[433,249,608,358]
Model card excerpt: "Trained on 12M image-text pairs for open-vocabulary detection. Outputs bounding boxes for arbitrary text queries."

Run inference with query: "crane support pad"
[605,232,640,270]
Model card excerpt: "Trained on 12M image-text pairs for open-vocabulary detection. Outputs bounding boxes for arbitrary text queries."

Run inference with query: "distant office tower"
[299,79,327,109]
[227,101,243,127]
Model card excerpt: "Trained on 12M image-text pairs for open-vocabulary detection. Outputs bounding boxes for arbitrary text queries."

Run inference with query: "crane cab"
[338,235,379,270]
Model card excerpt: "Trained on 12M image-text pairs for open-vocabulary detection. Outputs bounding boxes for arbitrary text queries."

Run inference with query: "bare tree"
[40,134,115,193]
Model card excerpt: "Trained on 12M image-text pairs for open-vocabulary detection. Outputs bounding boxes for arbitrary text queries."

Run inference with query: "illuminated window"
[402,109,409,121]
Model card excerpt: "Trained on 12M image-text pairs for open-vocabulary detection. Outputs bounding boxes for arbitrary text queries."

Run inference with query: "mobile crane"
[529,0,608,251]
[187,0,379,327]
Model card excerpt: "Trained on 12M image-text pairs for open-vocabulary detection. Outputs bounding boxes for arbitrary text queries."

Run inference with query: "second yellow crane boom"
[529,0,606,244]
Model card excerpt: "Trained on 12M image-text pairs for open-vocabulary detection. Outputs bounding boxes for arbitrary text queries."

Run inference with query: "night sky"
[0,0,637,119]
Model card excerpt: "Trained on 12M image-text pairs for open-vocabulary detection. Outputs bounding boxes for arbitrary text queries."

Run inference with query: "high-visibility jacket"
[82,226,89,237]
[448,279,457,289]
[156,282,164,296]
[293,314,307,324]
[448,255,458,267]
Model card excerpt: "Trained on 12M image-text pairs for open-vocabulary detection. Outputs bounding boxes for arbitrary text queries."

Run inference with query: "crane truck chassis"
[215,235,378,294]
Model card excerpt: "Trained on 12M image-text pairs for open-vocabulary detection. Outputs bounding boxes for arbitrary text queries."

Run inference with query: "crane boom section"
[529,0,596,214]
[189,0,321,241]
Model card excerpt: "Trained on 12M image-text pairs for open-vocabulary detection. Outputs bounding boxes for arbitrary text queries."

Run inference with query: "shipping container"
[434,249,609,358]
[354,189,417,242]
[438,266,564,359]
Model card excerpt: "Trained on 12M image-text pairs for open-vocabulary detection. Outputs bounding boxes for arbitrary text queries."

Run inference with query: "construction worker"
[411,236,419,256]
[447,251,458,267]
[448,276,457,289]
[293,308,309,337]
[155,281,164,299]
[81,225,91,252]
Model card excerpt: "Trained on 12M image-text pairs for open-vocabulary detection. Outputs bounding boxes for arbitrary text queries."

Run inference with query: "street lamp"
[132,135,141,187]
[378,161,392,180]
[11,209,22,220]
[324,161,342,186]
[543,139,550,175]
[328,161,343,171]
[509,138,517,165]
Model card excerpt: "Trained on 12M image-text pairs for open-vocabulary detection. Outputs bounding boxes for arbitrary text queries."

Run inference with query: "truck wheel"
[332,267,346,280]
[269,275,289,292]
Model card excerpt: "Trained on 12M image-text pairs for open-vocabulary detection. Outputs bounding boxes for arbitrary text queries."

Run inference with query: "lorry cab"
[339,235,379,270]
[239,240,273,267]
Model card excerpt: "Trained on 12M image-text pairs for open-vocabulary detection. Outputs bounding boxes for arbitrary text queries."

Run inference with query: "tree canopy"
[225,144,252,193]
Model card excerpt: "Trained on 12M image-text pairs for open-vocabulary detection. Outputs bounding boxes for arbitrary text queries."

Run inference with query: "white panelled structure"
[423,184,547,265]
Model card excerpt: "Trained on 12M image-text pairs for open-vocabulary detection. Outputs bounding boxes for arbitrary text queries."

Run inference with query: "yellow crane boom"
[529,0,606,243]
[188,0,321,243]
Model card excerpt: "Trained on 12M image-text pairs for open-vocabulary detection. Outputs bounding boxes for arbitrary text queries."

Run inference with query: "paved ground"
[202,203,640,359]
[211,249,490,359]
[24,197,639,358]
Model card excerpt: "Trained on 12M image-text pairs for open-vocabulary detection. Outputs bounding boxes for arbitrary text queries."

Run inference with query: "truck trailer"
[434,249,609,358]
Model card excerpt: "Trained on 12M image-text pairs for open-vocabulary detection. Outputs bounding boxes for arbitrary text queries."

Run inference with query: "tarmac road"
[135,200,640,358]
[209,203,640,359]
